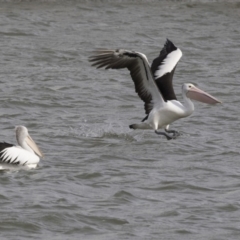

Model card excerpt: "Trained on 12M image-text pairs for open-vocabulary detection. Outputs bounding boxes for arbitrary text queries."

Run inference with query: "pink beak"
[186,86,221,104]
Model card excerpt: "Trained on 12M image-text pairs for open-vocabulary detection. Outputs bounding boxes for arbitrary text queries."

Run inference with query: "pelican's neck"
[18,139,34,154]
[182,92,194,117]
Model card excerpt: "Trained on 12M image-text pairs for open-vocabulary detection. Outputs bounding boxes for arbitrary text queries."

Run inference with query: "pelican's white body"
[0,146,40,170]
[132,90,195,130]
[0,126,43,170]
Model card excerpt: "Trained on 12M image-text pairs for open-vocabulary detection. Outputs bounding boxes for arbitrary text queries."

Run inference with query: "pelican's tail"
[129,123,151,130]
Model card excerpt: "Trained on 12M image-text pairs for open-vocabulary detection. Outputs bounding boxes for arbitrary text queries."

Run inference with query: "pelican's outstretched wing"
[151,39,182,101]
[89,49,164,114]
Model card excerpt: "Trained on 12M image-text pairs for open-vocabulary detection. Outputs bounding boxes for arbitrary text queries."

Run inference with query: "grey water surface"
[0,1,240,239]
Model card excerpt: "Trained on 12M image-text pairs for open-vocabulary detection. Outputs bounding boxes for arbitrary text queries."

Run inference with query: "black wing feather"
[0,142,14,162]
[0,142,13,152]
[151,39,178,101]
[89,49,156,114]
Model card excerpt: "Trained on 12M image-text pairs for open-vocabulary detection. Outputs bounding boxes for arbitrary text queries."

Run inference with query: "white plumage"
[0,126,43,169]
[154,48,182,79]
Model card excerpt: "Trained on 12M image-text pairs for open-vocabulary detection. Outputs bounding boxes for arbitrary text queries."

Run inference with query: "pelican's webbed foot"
[165,129,181,138]
[155,130,175,140]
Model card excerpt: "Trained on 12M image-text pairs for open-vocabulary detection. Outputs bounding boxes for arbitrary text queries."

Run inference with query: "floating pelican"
[89,39,221,140]
[0,126,43,169]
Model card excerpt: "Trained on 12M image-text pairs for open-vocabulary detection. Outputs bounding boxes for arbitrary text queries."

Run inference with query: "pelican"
[89,39,221,140]
[0,126,43,169]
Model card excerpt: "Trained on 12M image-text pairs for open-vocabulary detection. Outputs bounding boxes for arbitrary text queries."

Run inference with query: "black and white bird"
[0,126,43,169]
[89,39,221,140]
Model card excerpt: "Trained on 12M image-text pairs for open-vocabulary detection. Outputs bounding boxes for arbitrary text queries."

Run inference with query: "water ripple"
[0,1,240,240]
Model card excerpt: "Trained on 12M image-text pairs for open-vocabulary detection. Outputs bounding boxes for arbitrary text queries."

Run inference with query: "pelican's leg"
[155,130,174,140]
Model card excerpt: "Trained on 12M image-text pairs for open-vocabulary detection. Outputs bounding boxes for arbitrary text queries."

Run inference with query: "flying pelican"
[89,39,221,140]
[0,126,43,169]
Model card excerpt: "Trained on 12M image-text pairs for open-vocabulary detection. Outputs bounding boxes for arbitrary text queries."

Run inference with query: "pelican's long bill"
[186,85,221,104]
[25,135,44,158]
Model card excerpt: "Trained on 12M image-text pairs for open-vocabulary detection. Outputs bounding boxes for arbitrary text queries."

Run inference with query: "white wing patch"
[154,48,182,78]
[0,146,40,166]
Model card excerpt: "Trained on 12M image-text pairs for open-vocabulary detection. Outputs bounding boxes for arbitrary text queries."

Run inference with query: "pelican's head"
[15,126,44,158]
[182,83,221,104]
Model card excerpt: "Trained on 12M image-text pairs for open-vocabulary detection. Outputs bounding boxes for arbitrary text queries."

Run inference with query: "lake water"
[0,1,240,239]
